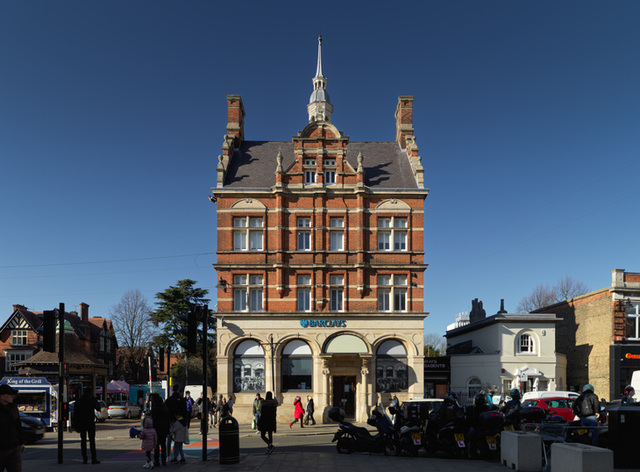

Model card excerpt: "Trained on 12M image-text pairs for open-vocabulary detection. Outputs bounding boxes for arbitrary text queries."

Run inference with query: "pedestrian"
[219,396,230,419]
[208,396,216,429]
[149,393,169,467]
[169,416,188,463]
[195,393,206,434]
[258,391,278,455]
[289,395,305,428]
[164,387,186,462]
[139,417,158,469]
[0,384,25,472]
[389,395,401,424]
[184,391,194,428]
[252,393,262,433]
[214,394,223,426]
[73,389,101,464]
[305,395,316,425]
[573,384,600,446]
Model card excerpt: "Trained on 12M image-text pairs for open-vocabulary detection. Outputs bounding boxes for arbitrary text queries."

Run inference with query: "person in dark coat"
[305,395,316,425]
[574,384,600,446]
[149,393,169,467]
[73,389,101,464]
[258,391,278,455]
[0,384,25,472]
[164,387,186,461]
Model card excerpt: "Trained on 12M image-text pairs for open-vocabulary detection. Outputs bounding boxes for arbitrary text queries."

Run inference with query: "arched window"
[233,340,265,393]
[281,340,312,391]
[376,340,408,392]
[517,332,536,354]
[467,377,482,402]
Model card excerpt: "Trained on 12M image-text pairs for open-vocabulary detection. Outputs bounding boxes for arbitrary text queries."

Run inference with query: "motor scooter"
[329,407,397,456]
[390,406,421,456]
[424,408,467,458]
[468,410,504,459]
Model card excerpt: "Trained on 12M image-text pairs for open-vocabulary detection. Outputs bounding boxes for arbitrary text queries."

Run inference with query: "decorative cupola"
[307,35,333,123]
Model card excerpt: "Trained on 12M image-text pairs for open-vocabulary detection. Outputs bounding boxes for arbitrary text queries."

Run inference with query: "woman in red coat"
[289,396,305,428]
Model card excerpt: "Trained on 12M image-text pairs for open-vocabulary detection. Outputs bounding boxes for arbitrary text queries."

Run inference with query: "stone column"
[359,355,371,421]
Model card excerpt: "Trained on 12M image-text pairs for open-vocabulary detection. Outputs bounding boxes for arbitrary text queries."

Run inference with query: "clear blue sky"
[1,1,639,338]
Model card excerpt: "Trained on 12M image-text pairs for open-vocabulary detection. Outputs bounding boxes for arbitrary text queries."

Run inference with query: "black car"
[20,412,46,444]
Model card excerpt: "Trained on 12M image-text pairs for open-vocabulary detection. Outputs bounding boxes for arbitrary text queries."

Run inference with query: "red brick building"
[0,303,117,393]
[211,37,429,422]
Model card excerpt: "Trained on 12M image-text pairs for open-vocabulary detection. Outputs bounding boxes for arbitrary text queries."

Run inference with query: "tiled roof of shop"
[223,141,419,189]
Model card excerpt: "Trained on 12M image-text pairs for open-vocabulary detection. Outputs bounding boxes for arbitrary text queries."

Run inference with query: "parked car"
[108,401,142,419]
[521,397,577,421]
[521,391,579,402]
[20,412,46,444]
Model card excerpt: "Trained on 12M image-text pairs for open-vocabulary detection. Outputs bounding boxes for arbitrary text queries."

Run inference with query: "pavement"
[23,420,640,472]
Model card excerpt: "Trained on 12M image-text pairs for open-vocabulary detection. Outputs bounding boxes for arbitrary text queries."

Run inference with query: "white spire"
[308,35,333,123]
[315,35,325,79]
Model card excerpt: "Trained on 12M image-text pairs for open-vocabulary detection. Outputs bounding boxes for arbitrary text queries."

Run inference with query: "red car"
[521,397,576,421]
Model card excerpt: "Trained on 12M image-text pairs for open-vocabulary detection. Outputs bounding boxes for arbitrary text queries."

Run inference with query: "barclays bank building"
[211,37,429,423]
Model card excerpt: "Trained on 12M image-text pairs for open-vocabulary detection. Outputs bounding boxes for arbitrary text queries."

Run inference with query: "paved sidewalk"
[26,421,640,472]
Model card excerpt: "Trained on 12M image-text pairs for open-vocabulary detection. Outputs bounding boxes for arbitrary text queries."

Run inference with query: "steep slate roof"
[223,141,419,190]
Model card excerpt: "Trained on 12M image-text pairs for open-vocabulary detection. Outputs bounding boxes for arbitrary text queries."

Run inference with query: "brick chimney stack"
[80,302,89,323]
[395,96,414,149]
[13,304,28,312]
[226,95,245,148]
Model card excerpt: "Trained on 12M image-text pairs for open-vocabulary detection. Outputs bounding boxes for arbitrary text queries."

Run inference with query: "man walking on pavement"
[0,384,24,472]
[73,389,101,464]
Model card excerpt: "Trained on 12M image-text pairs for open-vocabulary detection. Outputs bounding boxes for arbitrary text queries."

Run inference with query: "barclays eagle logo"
[300,319,309,328]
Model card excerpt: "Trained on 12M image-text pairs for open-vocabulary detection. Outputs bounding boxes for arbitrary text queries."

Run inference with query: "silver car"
[108,401,142,419]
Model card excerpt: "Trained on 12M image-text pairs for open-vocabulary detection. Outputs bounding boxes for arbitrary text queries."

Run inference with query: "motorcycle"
[390,406,422,456]
[329,407,397,456]
[468,410,504,459]
[424,408,467,458]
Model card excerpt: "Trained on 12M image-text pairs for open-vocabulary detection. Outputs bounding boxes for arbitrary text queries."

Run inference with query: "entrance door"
[333,376,356,418]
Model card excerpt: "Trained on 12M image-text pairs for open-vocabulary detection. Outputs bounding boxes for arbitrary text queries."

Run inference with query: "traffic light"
[42,310,56,352]
[60,362,69,377]
[159,348,165,371]
[61,402,69,421]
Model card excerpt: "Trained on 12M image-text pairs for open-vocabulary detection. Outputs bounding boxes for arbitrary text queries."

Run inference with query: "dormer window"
[324,159,336,185]
[304,159,316,185]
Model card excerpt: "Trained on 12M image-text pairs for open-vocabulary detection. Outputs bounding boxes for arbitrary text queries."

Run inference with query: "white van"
[521,390,579,402]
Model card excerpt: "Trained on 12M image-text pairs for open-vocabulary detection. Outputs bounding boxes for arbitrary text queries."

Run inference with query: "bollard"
[219,415,239,464]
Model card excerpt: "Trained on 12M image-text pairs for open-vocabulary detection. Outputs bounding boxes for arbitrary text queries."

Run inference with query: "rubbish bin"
[219,415,239,464]
[607,405,640,468]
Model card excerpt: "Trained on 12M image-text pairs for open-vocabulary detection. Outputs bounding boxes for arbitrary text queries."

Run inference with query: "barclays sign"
[300,319,347,328]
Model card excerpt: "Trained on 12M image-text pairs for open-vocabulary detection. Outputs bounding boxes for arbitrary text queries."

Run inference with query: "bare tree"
[111,289,156,382]
[556,275,589,301]
[517,276,589,313]
[424,332,447,357]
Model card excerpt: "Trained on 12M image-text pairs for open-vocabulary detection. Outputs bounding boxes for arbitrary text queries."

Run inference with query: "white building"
[445,299,567,404]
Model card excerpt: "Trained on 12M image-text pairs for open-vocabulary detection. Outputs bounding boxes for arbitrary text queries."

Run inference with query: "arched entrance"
[322,334,370,420]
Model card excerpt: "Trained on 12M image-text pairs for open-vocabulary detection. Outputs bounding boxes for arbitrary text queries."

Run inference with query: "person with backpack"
[573,384,600,446]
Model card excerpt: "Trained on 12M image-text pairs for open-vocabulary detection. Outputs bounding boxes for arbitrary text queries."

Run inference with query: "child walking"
[139,417,158,469]
[169,416,188,463]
